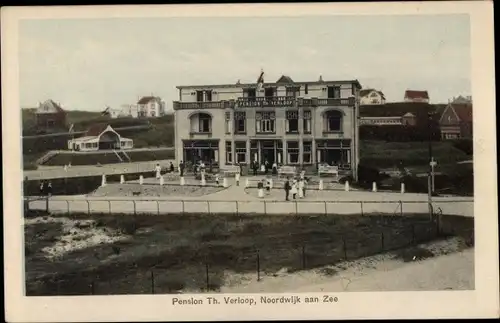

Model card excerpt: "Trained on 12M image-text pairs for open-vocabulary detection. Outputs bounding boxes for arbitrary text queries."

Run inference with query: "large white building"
[173,73,362,179]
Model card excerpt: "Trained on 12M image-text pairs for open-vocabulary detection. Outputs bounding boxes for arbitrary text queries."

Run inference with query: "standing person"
[155,163,162,179]
[253,161,258,176]
[215,173,220,186]
[298,178,304,198]
[39,181,45,196]
[303,177,308,198]
[284,177,291,201]
[272,162,278,175]
[179,161,185,177]
[291,178,298,200]
[169,162,174,173]
[47,181,53,197]
[235,171,241,186]
[264,160,269,174]
[265,177,271,193]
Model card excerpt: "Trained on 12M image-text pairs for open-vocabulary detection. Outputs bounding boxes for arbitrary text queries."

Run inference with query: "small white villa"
[67,124,133,151]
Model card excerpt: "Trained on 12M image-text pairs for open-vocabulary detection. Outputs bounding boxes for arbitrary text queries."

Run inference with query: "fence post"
[360,201,364,216]
[90,281,95,295]
[133,201,137,216]
[86,200,90,215]
[263,201,267,215]
[342,236,347,260]
[295,201,298,215]
[157,201,160,216]
[151,270,155,294]
[381,232,385,251]
[182,201,185,215]
[411,224,415,245]
[324,201,327,215]
[302,245,306,269]
[400,200,403,216]
[108,201,112,215]
[46,196,49,213]
[205,263,209,291]
[66,200,70,215]
[257,250,260,281]
[235,201,239,216]
[207,201,211,215]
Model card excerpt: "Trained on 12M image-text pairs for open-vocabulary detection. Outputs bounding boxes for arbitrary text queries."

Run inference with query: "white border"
[2,2,498,321]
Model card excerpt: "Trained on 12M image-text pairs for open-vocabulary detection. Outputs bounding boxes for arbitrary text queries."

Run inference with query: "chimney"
[319,75,323,82]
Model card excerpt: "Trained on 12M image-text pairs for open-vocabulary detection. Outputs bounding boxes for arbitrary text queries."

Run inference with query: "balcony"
[173,101,234,110]
[236,96,356,108]
[189,131,212,139]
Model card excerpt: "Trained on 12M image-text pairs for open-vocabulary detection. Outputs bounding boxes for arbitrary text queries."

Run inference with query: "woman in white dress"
[291,179,298,199]
[298,178,304,198]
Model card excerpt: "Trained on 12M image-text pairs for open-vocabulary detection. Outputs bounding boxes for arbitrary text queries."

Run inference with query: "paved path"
[26,176,474,217]
[24,159,175,180]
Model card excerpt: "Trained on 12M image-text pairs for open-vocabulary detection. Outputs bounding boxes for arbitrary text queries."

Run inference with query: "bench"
[318,164,339,179]
[278,166,297,178]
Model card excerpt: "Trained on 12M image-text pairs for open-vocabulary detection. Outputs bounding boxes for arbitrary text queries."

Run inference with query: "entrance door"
[260,140,276,165]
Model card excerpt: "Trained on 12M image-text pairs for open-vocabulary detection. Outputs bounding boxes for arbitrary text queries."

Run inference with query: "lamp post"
[427,112,434,219]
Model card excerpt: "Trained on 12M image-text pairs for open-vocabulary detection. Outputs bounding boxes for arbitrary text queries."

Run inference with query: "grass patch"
[24,211,472,296]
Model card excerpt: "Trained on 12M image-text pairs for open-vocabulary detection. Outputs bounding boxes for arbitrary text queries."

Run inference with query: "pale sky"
[19,15,471,111]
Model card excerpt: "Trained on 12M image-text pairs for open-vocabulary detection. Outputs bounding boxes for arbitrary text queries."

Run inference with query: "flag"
[256,69,264,92]
[101,106,111,116]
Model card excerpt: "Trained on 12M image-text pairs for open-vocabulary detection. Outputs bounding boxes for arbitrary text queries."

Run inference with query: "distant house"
[359,89,386,105]
[439,102,473,139]
[359,112,416,126]
[102,106,127,119]
[136,96,166,118]
[35,99,67,130]
[451,95,473,104]
[404,90,429,103]
[67,124,133,151]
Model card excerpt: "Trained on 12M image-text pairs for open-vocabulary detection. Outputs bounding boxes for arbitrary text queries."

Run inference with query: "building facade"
[439,102,473,139]
[67,124,133,151]
[35,99,67,131]
[137,96,166,118]
[173,75,362,179]
[359,89,386,105]
[359,112,416,126]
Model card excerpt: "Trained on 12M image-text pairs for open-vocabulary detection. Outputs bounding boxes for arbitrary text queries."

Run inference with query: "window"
[47,119,55,127]
[235,141,246,163]
[264,87,275,98]
[205,90,212,102]
[196,91,204,102]
[256,111,275,133]
[234,111,246,134]
[327,86,341,99]
[198,114,211,132]
[225,112,232,134]
[303,141,312,164]
[303,110,312,134]
[305,84,309,95]
[287,141,299,164]
[286,87,299,98]
[286,111,299,133]
[324,110,342,132]
[151,111,156,117]
[225,141,232,164]
[370,92,378,97]
[244,88,256,99]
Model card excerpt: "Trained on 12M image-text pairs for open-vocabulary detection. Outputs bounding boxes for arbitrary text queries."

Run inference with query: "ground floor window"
[235,141,246,163]
[316,139,351,168]
[225,141,232,164]
[287,141,299,164]
[303,141,312,164]
[183,140,219,164]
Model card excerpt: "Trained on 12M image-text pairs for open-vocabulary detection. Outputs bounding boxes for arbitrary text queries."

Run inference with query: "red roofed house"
[67,124,133,151]
[35,99,67,131]
[136,96,166,118]
[439,102,473,139]
[404,90,430,103]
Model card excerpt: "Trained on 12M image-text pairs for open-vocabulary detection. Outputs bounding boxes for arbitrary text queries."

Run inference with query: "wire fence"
[24,196,474,218]
[25,218,474,296]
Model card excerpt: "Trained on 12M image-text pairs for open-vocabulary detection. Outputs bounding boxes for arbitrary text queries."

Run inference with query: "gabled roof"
[276,75,294,84]
[405,90,429,100]
[36,99,66,114]
[137,96,160,104]
[360,89,385,99]
[176,78,363,89]
[85,123,109,137]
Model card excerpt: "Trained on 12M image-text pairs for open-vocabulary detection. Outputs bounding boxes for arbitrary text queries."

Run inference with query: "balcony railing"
[173,101,234,110]
[237,96,356,108]
[189,131,212,138]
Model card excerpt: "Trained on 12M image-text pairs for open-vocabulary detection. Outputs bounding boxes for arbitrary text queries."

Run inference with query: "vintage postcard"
[2,2,498,321]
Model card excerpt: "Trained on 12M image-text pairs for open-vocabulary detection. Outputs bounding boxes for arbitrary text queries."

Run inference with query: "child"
[266,177,271,193]
[215,173,220,186]
[235,172,240,186]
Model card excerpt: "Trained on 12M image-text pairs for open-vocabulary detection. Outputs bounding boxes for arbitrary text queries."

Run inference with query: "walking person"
[47,181,53,197]
[291,178,298,199]
[235,171,240,186]
[303,177,308,198]
[284,177,291,201]
[39,181,45,197]
[215,173,220,186]
[298,178,304,198]
[272,162,278,175]
[155,163,162,179]
[179,161,185,177]
[265,177,271,193]
[169,162,174,173]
